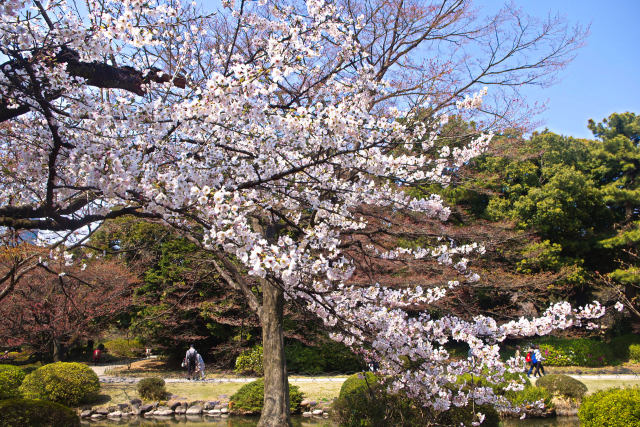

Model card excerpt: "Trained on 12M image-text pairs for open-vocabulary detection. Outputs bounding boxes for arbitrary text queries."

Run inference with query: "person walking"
[526,345,537,377]
[533,345,545,377]
[196,352,206,380]
[185,345,198,380]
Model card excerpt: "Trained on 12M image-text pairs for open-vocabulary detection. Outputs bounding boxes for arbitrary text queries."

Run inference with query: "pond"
[81,415,581,426]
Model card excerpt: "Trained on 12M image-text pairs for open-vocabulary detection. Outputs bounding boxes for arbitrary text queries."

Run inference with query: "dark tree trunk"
[257,282,291,427]
[52,338,64,362]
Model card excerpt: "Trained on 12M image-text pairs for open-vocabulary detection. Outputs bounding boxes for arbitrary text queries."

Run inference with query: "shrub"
[536,374,587,400]
[235,345,263,376]
[537,337,613,366]
[579,387,640,427]
[609,333,640,361]
[629,344,640,362]
[318,341,364,373]
[137,377,167,400]
[0,398,80,427]
[19,362,99,406]
[103,338,145,358]
[230,378,304,414]
[510,386,554,408]
[334,373,499,427]
[0,365,26,399]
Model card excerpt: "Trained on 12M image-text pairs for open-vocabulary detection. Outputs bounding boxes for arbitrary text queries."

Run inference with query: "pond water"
[81,415,581,426]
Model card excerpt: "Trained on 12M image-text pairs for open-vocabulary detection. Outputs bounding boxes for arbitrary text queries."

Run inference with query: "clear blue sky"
[481,0,640,138]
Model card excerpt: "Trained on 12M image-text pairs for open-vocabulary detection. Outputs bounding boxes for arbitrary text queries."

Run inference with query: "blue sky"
[482,0,640,138]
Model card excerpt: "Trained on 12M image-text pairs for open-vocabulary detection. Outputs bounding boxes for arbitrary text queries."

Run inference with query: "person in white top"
[196,352,206,380]
[185,345,198,380]
[533,345,545,377]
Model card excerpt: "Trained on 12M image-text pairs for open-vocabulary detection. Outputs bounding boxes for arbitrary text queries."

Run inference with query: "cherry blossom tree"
[0,1,600,425]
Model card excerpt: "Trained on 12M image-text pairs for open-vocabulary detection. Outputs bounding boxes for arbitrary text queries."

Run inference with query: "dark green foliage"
[334,373,499,427]
[137,377,167,400]
[0,364,26,399]
[285,342,326,375]
[537,337,614,366]
[234,345,263,376]
[318,341,365,373]
[230,379,304,414]
[103,338,145,358]
[0,399,80,427]
[609,334,640,361]
[535,374,587,400]
[579,387,640,427]
[19,362,99,406]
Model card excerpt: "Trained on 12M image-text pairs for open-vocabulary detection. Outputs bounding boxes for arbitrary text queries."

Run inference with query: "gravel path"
[99,375,349,384]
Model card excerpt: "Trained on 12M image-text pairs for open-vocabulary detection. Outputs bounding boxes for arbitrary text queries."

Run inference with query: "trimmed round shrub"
[19,362,99,406]
[334,373,499,427]
[629,344,640,362]
[510,386,554,408]
[579,387,640,427]
[230,378,304,414]
[137,377,167,400]
[103,338,145,358]
[536,374,587,399]
[0,365,26,399]
[0,398,80,427]
[234,345,263,376]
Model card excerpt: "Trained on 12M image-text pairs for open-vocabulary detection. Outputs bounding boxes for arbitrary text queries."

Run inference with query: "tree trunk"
[52,338,63,362]
[257,282,291,427]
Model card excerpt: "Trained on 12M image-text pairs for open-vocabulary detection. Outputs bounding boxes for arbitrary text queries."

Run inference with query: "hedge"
[579,387,640,427]
[0,364,26,399]
[230,378,304,414]
[537,337,613,366]
[0,398,80,427]
[19,362,100,406]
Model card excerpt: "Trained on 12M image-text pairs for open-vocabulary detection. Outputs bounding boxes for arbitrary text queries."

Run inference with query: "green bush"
[629,344,640,362]
[536,374,587,399]
[103,338,145,358]
[609,334,640,361]
[334,373,499,427]
[285,342,325,375]
[19,362,99,406]
[0,398,80,427]
[537,337,613,366]
[0,365,26,399]
[510,386,554,408]
[230,378,304,414]
[137,377,167,400]
[235,345,263,376]
[579,387,640,427]
[318,341,364,373]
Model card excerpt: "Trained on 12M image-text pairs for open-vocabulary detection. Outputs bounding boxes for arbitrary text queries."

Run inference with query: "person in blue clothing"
[527,345,537,377]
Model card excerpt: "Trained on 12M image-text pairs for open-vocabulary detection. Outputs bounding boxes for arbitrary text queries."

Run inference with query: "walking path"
[98,375,349,384]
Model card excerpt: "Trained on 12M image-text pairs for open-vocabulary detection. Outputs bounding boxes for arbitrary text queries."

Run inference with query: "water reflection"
[82,415,580,426]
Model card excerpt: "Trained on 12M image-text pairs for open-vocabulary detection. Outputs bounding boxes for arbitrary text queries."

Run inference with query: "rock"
[300,399,311,407]
[107,405,118,412]
[312,409,323,416]
[302,411,312,417]
[80,410,93,418]
[95,408,109,415]
[121,412,133,417]
[220,407,229,414]
[139,404,154,413]
[154,409,174,416]
[309,400,317,407]
[131,405,141,415]
[175,407,187,415]
[130,398,142,406]
[208,409,221,415]
[186,405,203,415]
[168,400,183,410]
[117,403,130,411]
[90,413,105,419]
[204,401,219,410]
[107,411,122,418]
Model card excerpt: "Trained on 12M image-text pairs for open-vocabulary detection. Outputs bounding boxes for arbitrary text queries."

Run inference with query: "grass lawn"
[98,379,343,407]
